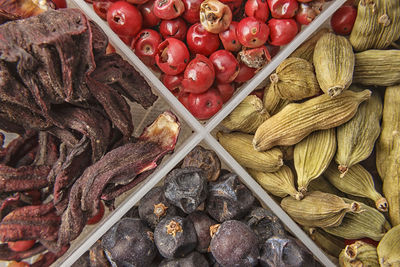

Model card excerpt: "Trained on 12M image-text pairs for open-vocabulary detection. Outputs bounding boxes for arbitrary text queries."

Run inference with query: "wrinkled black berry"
[101,218,156,266]
[164,167,208,214]
[187,211,217,253]
[210,220,259,267]
[206,173,254,222]
[259,236,323,267]
[154,216,197,259]
[245,207,285,246]
[159,251,209,267]
[139,187,178,229]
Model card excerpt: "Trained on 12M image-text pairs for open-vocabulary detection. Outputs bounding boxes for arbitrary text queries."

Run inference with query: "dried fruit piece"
[339,241,379,267]
[294,128,336,194]
[281,191,362,228]
[217,131,283,173]
[253,89,371,151]
[262,85,291,116]
[335,86,382,175]
[324,163,388,212]
[377,224,400,267]
[353,50,400,86]
[187,211,216,253]
[221,95,270,134]
[159,251,209,267]
[313,32,355,97]
[290,28,330,63]
[269,57,320,101]
[248,165,303,200]
[349,0,400,51]
[199,0,232,33]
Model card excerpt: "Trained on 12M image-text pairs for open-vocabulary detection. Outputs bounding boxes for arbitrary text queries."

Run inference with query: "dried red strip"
[0,242,46,261]
[0,164,50,192]
[30,244,69,267]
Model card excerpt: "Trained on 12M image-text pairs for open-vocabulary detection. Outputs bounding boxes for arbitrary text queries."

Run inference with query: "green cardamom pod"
[305,226,345,258]
[290,28,330,63]
[339,241,379,267]
[377,224,400,267]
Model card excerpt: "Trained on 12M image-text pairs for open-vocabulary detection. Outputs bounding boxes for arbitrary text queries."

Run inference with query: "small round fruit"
[237,17,269,48]
[8,240,36,252]
[52,0,67,8]
[331,5,357,35]
[216,83,235,103]
[107,1,143,37]
[186,23,220,56]
[127,0,149,5]
[156,38,190,75]
[209,50,239,83]
[295,3,317,25]
[161,73,184,97]
[139,0,161,28]
[199,0,232,33]
[245,0,270,22]
[87,201,105,225]
[234,62,257,83]
[159,18,188,40]
[94,1,113,20]
[268,18,298,46]
[178,92,191,109]
[182,0,204,24]
[153,0,185,20]
[133,29,162,67]
[182,54,215,94]
[219,21,242,52]
[267,0,298,19]
[187,88,223,120]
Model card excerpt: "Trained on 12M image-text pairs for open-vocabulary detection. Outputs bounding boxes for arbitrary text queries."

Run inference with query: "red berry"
[182,0,204,24]
[159,18,188,41]
[139,0,161,28]
[187,88,223,120]
[8,240,36,252]
[245,0,270,22]
[216,83,235,103]
[186,23,220,56]
[237,17,269,48]
[87,201,105,225]
[182,54,215,93]
[133,29,162,68]
[331,5,357,36]
[107,1,143,37]
[295,3,317,25]
[209,50,240,83]
[268,18,298,46]
[153,0,185,20]
[156,38,190,75]
[267,0,298,19]
[127,0,149,5]
[178,92,191,109]
[93,1,113,20]
[52,0,67,8]
[161,74,184,96]
[234,62,257,83]
[219,21,242,52]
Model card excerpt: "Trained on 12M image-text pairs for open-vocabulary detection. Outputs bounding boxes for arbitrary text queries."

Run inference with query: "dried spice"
[339,241,379,267]
[0,242,46,261]
[290,28,330,63]
[0,164,50,193]
[377,224,400,267]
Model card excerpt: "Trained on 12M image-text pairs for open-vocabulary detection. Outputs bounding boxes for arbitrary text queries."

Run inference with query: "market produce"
[253,89,371,151]
[262,85,291,115]
[306,227,345,258]
[377,224,400,267]
[290,27,330,62]
[349,0,400,51]
[187,211,217,252]
[181,145,221,181]
[339,241,379,267]
[294,128,336,194]
[330,4,357,35]
[313,32,355,97]
[335,86,382,176]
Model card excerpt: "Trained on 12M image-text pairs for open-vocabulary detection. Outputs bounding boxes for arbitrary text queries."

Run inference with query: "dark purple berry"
[206,173,255,222]
[101,218,156,266]
[187,211,217,253]
[154,216,198,259]
[159,251,209,267]
[182,145,221,182]
[210,220,259,266]
[164,167,208,214]
[139,186,178,229]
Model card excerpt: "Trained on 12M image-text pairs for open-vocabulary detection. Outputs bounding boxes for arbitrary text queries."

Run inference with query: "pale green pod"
[339,241,380,267]
[377,224,400,267]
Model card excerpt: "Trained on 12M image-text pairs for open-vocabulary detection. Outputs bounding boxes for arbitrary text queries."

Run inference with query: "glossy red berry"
[186,23,220,56]
[234,62,257,83]
[209,50,240,83]
[153,0,185,20]
[295,3,317,25]
[182,0,204,24]
[216,83,235,103]
[159,18,188,40]
[219,21,242,52]
[237,17,269,48]
[245,0,270,22]
[93,1,112,20]
[268,18,298,46]
[187,88,223,120]
[267,0,298,19]
[161,74,184,96]
[182,54,215,94]
[107,1,143,37]
[127,0,149,5]
[331,5,357,35]
[156,38,190,75]
[139,0,161,28]
[132,29,162,68]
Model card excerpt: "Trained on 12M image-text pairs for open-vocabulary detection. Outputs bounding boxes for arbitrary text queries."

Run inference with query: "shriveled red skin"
[0,242,46,261]
[0,131,37,166]
[30,244,69,267]
[0,0,54,20]
[0,202,61,243]
[0,194,21,220]
[0,165,50,193]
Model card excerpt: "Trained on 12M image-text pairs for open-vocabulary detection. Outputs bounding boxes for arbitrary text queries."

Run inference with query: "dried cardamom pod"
[253,89,371,151]
[323,198,391,241]
[248,165,303,200]
[281,191,362,228]
[376,85,400,180]
[313,32,355,97]
[324,163,388,212]
[294,128,336,194]
[217,131,283,173]
[262,85,291,116]
[336,86,382,175]
[269,57,320,101]
[377,224,400,267]
[290,28,330,63]
[339,241,380,267]
[221,95,270,134]
[353,50,400,87]
[308,175,346,197]
[349,0,400,51]
[305,226,345,258]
